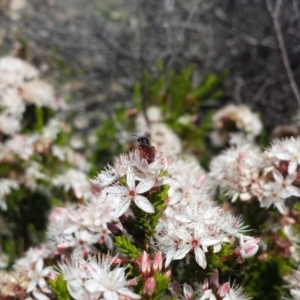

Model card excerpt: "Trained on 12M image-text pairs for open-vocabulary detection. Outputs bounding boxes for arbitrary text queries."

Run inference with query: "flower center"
[128,189,136,199]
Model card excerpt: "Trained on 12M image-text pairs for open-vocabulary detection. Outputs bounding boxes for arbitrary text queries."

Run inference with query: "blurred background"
[1,0,300,135]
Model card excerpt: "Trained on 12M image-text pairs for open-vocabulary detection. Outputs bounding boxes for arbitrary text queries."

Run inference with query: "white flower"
[105,166,156,218]
[91,165,120,188]
[0,56,38,84]
[210,104,262,146]
[223,284,251,300]
[59,254,141,300]
[53,169,93,200]
[86,260,141,300]
[26,258,52,293]
[209,144,264,202]
[260,170,300,214]
[58,256,89,300]
[22,80,61,110]
[272,169,300,198]
[266,137,300,174]
[174,225,221,269]
[25,162,48,190]
[235,235,260,263]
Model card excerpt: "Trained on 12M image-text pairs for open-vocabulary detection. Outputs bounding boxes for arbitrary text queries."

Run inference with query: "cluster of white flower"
[0,57,92,210]
[0,135,259,299]
[58,253,141,300]
[0,247,53,300]
[0,56,65,135]
[210,104,263,146]
[155,156,259,269]
[45,197,118,257]
[210,137,300,214]
[0,120,92,209]
[179,270,250,300]
[93,148,170,218]
[209,144,264,202]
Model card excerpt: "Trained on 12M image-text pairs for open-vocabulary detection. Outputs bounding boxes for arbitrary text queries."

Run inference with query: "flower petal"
[136,178,156,194]
[126,166,135,189]
[32,291,50,300]
[276,153,291,160]
[103,290,119,300]
[27,279,37,293]
[134,195,154,213]
[194,246,207,269]
[202,237,222,247]
[114,198,131,218]
[117,288,142,299]
[272,169,283,183]
[286,185,300,197]
[38,277,47,289]
[36,258,44,272]
[63,225,79,235]
[173,245,190,260]
[105,186,127,195]
[285,173,296,184]
[84,279,101,293]
[68,279,88,300]
[288,161,298,174]
[275,201,287,215]
[165,248,176,267]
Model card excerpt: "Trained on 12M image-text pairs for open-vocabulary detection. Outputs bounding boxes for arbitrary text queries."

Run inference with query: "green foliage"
[242,257,291,300]
[115,235,142,258]
[129,184,169,249]
[206,243,234,274]
[294,202,300,215]
[259,128,270,147]
[49,274,71,300]
[151,273,171,300]
[22,105,54,133]
[4,189,52,257]
[132,63,227,166]
[135,65,227,118]
[145,184,170,239]
[92,63,227,170]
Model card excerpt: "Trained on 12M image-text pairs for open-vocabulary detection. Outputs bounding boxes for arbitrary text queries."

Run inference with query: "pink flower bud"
[240,238,260,259]
[235,236,260,263]
[48,270,57,281]
[183,283,193,300]
[143,277,156,298]
[210,269,220,288]
[258,253,268,261]
[127,278,138,286]
[153,251,163,273]
[218,282,230,297]
[281,216,295,225]
[203,278,209,290]
[141,251,151,277]
[165,270,172,278]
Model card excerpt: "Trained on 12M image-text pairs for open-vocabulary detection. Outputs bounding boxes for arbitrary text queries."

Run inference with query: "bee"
[135,133,156,164]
